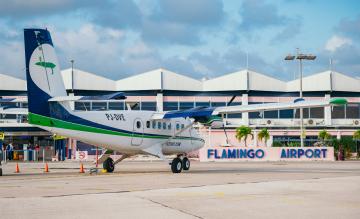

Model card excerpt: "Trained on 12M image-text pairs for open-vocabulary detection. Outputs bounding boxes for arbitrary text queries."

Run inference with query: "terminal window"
[195,102,210,107]
[179,102,195,110]
[346,103,360,119]
[210,102,226,107]
[279,109,293,119]
[310,107,324,118]
[109,102,125,110]
[164,102,179,111]
[295,108,310,119]
[141,102,156,111]
[227,102,242,118]
[75,102,90,111]
[92,102,107,111]
[332,105,345,119]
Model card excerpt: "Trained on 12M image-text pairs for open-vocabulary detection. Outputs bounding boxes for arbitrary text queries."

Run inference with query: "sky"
[0,0,359,81]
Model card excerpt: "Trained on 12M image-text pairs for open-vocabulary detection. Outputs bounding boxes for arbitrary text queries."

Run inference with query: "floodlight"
[285,55,295,60]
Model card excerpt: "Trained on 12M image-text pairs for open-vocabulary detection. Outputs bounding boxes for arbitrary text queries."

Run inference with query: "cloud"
[183,48,284,79]
[52,24,164,79]
[239,0,288,30]
[325,35,352,52]
[152,0,224,26]
[328,44,360,77]
[141,20,202,45]
[92,0,142,29]
[318,15,360,77]
[336,15,360,40]
[0,0,96,19]
[238,0,302,42]
[0,41,24,78]
[141,0,225,45]
[273,18,302,42]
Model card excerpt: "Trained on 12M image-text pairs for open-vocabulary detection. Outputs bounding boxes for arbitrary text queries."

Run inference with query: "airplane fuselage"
[32,109,205,155]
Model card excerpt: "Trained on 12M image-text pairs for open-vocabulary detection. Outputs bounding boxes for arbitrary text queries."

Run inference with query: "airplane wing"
[48,92,126,102]
[0,107,28,115]
[0,97,28,103]
[151,98,347,121]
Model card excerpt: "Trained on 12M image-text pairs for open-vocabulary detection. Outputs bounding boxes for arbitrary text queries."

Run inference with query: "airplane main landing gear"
[171,156,190,173]
[182,157,190,171]
[171,157,182,173]
[103,157,115,173]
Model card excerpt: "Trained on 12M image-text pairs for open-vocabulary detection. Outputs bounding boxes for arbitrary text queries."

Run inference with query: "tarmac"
[0,160,360,219]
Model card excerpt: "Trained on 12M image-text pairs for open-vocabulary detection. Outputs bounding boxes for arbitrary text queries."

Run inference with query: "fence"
[1,149,54,163]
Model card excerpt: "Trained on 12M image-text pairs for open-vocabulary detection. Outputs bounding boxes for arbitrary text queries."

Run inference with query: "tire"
[182,157,190,171]
[171,157,182,173]
[103,157,115,173]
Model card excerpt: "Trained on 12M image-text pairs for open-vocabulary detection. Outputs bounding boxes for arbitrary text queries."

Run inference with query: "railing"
[0,149,54,163]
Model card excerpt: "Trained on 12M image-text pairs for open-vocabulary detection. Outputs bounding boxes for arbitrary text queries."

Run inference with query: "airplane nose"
[194,138,205,150]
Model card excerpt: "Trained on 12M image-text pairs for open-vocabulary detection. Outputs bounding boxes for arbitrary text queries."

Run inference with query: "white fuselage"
[37,109,205,156]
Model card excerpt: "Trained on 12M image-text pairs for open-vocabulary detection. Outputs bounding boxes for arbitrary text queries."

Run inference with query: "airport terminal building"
[0,68,359,158]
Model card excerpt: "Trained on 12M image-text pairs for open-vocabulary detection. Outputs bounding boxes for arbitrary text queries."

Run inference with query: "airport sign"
[201,146,334,162]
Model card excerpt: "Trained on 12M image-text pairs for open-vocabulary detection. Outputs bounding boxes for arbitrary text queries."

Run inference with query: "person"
[6,143,13,161]
[35,144,40,161]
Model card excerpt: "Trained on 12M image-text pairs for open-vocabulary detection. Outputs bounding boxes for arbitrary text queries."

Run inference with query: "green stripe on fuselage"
[28,113,203,141]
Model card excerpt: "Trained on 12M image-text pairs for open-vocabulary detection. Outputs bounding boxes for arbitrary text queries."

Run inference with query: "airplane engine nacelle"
[194,115,223,128]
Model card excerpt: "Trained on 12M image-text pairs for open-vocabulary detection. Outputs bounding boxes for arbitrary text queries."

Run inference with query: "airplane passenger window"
[176,123,180,130]
[146,121,150,128]
[157,122,161,129]
[168,123,171,130]
[136,121,141,129]
[152,121,156,129]
[163,122,166,129]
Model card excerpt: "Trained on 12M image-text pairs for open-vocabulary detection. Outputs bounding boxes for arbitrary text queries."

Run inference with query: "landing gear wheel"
[171,157,182,173]
[182,157,190,171]
[103,157,115,173]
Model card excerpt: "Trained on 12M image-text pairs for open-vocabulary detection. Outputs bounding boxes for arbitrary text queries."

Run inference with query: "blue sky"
[0,0,359,80]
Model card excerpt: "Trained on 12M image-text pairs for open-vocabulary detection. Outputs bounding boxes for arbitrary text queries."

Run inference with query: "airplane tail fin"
[24,28,68,118]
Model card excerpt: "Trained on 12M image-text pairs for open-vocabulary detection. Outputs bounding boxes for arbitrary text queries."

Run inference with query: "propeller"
[227,95,236,106]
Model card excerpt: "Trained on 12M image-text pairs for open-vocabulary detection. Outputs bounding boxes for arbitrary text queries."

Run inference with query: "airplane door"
[174,121,179,136]
[131,118,143,146]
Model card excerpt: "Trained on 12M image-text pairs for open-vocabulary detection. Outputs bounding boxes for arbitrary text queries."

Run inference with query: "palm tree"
[318,130,331,145]
[353,130,360,140]
[354,130,360,158]
[258,128,270,147]
[236,126,253,147]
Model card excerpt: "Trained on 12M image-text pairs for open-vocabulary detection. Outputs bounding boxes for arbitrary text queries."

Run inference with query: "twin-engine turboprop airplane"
[17,28,347,173]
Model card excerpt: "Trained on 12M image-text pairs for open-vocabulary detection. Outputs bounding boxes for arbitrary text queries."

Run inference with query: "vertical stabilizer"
[24,28,68,117]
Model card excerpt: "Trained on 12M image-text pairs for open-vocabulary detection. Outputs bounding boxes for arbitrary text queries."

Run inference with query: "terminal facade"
[0,68,359,158]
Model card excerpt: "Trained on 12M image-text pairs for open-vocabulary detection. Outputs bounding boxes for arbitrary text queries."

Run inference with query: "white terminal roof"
[0,73,27,91]
[0,68,359,92]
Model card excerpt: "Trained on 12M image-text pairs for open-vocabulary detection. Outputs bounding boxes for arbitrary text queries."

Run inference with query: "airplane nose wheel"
[103,157,115,173]
[171,157,183,173]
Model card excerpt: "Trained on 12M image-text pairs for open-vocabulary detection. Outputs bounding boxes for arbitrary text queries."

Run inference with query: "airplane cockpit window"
[181,124,185,129]
[176,123,180,130]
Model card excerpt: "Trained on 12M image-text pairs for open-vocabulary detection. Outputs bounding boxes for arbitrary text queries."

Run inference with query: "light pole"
[285,50,316,147]
[70,60,74,93]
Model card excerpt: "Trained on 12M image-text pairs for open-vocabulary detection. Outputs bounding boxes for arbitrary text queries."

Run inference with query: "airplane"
[5,28,346,173]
